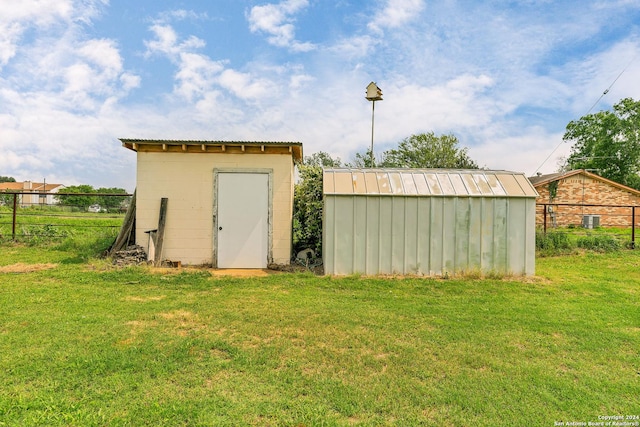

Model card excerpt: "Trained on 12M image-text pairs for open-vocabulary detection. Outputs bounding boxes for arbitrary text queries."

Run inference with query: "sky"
[1,0,640,191]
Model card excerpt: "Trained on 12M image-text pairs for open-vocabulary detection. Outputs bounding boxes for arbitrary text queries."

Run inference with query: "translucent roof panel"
[473,173,493,195]
[437,173,455,195]
[462,173,481,195]
[448,173,467,195]
[424,173,442,195]
[388,172,405,194]
[323,169,538,197]
[376,172,392,194]
[351,171,367,194]
[402,173,418,195]
[413,173,431,195]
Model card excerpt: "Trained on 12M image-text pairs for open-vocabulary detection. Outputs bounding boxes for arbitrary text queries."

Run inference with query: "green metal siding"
[323,195,536,276]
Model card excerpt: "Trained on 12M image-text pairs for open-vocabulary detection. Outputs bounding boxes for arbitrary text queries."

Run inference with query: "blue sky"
[2,0,640,191]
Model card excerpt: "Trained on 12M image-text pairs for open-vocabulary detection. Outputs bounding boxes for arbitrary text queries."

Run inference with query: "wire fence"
[2,194,638,247]
[536,202,639,247]
[0,192,132,242]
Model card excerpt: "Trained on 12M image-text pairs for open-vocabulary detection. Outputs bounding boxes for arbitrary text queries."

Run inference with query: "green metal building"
[322,169,538,276]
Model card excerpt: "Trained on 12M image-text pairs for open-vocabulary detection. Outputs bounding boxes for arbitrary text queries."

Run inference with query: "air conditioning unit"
[582,215,600,229]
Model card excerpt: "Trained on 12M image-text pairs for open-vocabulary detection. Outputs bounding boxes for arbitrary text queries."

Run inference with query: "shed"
[323,168,538,276]
[121,139,302,267]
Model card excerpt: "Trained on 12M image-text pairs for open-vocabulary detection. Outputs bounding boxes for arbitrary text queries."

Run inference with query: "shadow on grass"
[55,234,117,264]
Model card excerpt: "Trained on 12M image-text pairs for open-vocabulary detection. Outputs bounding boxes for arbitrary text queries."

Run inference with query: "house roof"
[120,139,303,162]
[323,169,538,197]
[528,169,640,197]
[0,182,64,192]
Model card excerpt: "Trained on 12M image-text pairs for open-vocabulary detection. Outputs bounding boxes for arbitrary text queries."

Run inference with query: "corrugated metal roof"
[120,138,301,146]
[119,139,303,161]
[323,169,538,197]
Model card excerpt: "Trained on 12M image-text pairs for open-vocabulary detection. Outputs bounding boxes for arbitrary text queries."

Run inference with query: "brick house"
[529,169,640,227]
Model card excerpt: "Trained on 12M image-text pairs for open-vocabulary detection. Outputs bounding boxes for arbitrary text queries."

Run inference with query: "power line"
[532,54,637,175]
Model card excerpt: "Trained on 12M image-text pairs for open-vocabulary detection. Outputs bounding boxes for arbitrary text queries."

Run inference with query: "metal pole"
[370,100,375,167]
[12,193,17,240]
[632,206,636,249]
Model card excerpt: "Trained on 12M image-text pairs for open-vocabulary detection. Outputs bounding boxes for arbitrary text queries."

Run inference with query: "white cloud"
[247,0,315,51]
[174,52,225,101]
[155,9,210,24]
[145,22,295,103]
[0,0,106,69]
[218,69,274,100]
[329,35,378,60]
[368,0,425,32]
[145,24,206,58]
[0,22,23,67]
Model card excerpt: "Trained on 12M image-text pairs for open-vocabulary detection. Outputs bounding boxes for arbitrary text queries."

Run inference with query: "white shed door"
[217,173,269,268]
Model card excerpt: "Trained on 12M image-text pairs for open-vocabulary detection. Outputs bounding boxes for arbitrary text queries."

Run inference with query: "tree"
[565,97,640,189]
[346,148,376,168]
[304,151,342,167]
[96,187,129,210]
[55,185,97,209]
[0,176,17,205]
[292,152,341,257]
[379,132,478,168]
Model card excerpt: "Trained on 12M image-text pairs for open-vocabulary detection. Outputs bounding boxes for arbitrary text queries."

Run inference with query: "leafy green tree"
[304,151,342,167]
[292,152,341,257]
[348,133,477,169]
[380,132,478,168]
[55,185,97,209]
[0,176,17,205]
[96,187,129,210]
[565,97,640,189]
[347,148,376,168]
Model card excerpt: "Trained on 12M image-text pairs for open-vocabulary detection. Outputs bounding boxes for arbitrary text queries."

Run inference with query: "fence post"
[632,206,636,249]
[12,193,17,240]
[543,204,547,234]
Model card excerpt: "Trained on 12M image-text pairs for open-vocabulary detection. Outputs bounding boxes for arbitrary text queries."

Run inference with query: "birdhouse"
[365,82,383,101]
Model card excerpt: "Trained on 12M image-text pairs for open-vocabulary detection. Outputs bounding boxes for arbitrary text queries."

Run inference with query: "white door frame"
[212,168,273,268]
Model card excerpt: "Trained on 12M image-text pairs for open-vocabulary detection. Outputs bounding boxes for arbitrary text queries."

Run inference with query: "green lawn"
[0,207,123,242]
[0,243,639,426]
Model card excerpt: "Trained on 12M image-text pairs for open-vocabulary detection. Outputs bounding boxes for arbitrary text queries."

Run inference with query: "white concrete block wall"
[136,152,294,265]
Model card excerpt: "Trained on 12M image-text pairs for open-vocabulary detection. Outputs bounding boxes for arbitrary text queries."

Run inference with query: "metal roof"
[119,139,303,161]
[323,168,538,197]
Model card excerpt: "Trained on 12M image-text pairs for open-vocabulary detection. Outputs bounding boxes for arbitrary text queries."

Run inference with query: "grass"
[0,241,639,426]
[536,226,636,256]
[0,207,124,243]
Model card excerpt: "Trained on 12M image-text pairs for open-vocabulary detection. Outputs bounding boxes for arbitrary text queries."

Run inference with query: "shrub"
[293,164,323,257]
[536,230,573,250]
[536,230,576,256]
[576,235,621,252]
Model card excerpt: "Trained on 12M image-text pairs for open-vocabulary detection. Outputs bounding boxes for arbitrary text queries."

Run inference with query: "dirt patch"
[0,263,57,273]
[209,268,281,277]
[124,295,167,302]
[268,262,324,275]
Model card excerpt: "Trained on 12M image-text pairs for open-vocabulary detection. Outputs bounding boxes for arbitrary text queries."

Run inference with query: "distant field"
[0,240,638,426]
[0,207,123,242]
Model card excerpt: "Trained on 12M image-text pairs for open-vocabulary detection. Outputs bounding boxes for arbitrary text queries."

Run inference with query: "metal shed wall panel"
[323,195,535,276]
[323,169,537,276]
